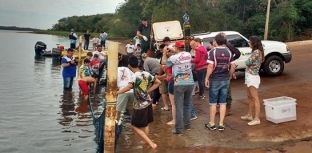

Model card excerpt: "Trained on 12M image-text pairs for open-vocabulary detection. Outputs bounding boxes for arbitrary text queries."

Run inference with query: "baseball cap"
[163,37,170,42]
[141,17,147,21]
[174,40,185,48]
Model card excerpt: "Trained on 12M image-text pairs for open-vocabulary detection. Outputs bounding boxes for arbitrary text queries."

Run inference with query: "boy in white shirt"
[125,40,135,56]
[92,36,100,50]
[116,67,135,118]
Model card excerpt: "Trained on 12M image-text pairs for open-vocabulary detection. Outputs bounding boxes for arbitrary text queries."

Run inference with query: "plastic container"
[263,96,297,124]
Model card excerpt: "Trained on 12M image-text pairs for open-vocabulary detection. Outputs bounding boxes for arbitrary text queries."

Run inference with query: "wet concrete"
[116,42,312,152]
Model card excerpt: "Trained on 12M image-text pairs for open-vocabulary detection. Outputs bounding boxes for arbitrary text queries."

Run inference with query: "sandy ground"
[115,40,312,153]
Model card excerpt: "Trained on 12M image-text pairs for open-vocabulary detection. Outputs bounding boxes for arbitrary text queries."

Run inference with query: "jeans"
[84,41,89,50]
[174,85,193,133]
[70,43,76,49]
[197,68,207,97]
[101,40,106,48]
[190,99,196,118]
[63,77,74,90]
[209,80,230,105]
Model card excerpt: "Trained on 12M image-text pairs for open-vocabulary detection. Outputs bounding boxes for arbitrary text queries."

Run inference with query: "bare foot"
[150,143,157,149]
[167,120,175,125]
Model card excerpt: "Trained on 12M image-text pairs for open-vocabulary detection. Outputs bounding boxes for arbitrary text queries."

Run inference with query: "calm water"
[0,30,97,153]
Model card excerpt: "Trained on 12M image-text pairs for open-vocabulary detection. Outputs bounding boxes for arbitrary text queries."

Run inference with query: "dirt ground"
[115,40,312,153]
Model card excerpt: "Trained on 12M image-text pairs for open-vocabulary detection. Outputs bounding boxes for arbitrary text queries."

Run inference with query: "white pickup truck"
[152,21,292,76]
[193,31,292,76]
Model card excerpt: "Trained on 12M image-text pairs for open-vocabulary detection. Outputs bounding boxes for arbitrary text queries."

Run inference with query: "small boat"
[42,48,62,57]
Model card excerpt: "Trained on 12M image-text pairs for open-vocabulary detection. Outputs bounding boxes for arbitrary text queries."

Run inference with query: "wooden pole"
[104,41,119,153]
[77,36,82,75]
[264,0,271,40]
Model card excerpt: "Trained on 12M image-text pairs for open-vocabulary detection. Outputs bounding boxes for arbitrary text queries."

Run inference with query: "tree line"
[0,26,40,31]
[51,0,312,41]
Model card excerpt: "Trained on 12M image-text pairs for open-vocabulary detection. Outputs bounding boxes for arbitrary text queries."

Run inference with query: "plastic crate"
[263,96,297,124]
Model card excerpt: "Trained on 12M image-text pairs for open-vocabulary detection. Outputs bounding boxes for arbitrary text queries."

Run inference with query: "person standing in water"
[61,48,77,90]
[117,56,161,149]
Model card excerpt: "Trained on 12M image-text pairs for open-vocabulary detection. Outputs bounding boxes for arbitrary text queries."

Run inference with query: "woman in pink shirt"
[190,38,208,100]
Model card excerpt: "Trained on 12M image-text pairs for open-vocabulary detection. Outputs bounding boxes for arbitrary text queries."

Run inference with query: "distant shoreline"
[0,28,129,40]
[32,30,129,40]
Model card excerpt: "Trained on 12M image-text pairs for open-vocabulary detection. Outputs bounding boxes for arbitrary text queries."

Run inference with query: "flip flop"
[161,107,170,111]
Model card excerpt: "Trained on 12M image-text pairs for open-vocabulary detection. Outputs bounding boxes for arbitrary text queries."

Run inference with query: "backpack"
[69,33,77,40]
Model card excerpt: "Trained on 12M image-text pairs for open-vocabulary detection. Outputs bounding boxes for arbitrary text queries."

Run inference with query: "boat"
[42,48,62,57]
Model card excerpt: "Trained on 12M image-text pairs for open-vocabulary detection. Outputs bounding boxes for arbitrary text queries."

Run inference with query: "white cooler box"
[263,96,297,124]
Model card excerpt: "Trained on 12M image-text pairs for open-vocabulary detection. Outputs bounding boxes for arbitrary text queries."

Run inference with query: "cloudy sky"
[0,0,125,29]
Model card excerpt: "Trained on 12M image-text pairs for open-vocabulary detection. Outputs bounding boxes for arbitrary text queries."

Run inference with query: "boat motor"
[34,41,47,56]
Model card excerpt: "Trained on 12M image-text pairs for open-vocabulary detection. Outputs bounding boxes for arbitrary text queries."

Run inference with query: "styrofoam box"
[263,96,297,124]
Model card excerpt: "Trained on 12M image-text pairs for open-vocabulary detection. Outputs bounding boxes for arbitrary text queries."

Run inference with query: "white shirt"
[92,38,100,44]
[92,51,105,62]
[126,44,135,53]
[117,67,134,93]
[133,36,140,46]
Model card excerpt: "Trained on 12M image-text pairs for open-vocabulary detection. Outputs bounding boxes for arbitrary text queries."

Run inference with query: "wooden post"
[77,36,82,75]
[264,0,271,40]
[104,41,119,153]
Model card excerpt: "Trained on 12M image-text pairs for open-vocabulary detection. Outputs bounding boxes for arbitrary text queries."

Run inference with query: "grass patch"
[32,30,130,40]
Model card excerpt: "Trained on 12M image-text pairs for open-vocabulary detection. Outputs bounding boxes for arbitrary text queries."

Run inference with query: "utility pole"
[104,42,119,153]
[264,0,271,40]
[183,13,191,52]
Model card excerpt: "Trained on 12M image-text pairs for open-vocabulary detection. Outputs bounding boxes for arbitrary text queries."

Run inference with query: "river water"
[0,30,287,153]
[0,30,97,152]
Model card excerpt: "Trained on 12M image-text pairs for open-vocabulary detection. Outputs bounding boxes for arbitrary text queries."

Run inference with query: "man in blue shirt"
[61,48,77,90]
[100,31,108,49]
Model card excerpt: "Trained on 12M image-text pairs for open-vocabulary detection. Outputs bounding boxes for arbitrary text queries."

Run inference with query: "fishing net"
[87,71,124,153]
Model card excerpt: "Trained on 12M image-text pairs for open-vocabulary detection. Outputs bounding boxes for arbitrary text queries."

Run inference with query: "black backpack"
[69,33,77,40]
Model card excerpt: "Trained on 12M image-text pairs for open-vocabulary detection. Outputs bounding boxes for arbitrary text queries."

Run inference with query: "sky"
[0,0,125,29]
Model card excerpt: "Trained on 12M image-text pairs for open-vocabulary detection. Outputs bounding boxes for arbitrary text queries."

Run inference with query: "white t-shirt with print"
[126,44,135,53]
[92,51,105,62]
[117,67,134,93]
[167,51,195,86]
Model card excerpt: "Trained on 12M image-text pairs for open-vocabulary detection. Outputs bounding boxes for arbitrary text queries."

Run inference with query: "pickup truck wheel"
[264,55,284,76]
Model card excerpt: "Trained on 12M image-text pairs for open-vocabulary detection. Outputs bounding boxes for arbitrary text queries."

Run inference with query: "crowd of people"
[62,17,265,150]
[68,29,108,50]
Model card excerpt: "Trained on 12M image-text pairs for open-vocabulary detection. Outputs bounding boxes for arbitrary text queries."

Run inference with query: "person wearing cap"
[162,40,195,134]
[69,29,77,49]
[125,40,135,56]
[137,17,151,54]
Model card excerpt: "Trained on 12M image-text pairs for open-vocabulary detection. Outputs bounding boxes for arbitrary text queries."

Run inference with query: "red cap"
[174,40,185,48]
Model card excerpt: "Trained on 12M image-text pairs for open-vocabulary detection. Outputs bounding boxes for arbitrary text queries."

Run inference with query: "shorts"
[131,104,153,128]
[159,80,168,94]
[209,80,230,105]
[245,72,260,89]
[168,80,174,94]
[116,93,135,112]
[78,80,89,96]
